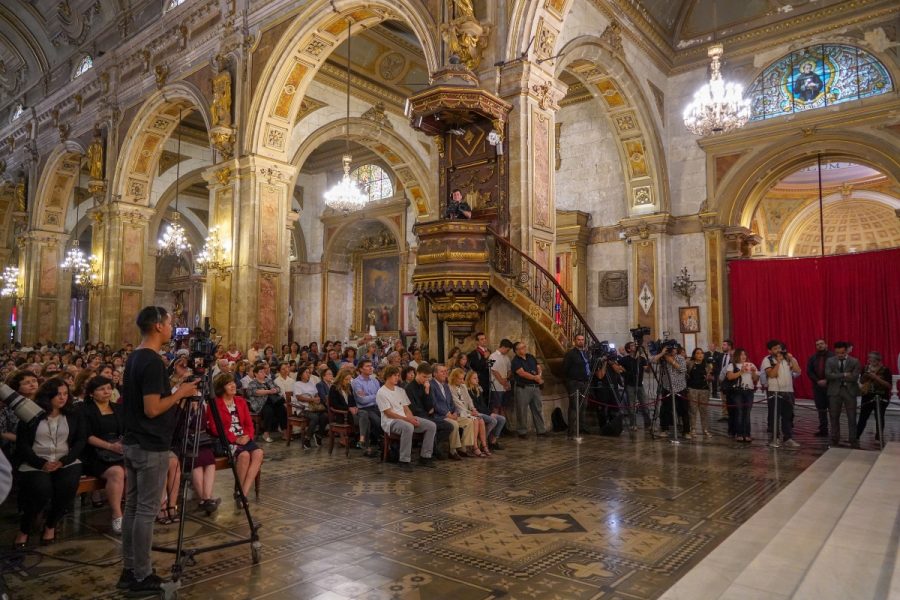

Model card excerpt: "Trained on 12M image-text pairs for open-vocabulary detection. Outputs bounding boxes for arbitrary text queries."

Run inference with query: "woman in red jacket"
[207,373,264,510]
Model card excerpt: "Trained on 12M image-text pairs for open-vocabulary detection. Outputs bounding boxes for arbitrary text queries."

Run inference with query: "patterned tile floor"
[3,403,898,600]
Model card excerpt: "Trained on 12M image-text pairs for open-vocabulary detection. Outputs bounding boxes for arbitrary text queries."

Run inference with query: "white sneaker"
[112,517,123,535]
[784,439,800,448]
[263,434,274,443]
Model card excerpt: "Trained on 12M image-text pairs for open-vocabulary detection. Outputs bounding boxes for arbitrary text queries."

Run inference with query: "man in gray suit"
[825,341,861,448]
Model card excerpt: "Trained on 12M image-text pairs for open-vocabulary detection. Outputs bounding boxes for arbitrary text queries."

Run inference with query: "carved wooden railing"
[486,228,598,349]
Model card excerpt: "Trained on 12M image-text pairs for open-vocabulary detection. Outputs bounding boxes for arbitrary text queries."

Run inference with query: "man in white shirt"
[488,339,513,416]
[376,366,436,471]
[761,340,801,448]
[273,363,295,398]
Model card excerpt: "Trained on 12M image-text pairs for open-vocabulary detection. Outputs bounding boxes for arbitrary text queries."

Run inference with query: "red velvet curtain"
[728,248,900,399]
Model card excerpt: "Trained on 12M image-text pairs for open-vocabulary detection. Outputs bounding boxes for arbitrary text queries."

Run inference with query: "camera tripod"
[153,357,261,600]
[642,345,682,445]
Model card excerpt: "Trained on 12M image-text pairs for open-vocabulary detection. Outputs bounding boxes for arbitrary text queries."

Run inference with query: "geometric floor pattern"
[4,405,897,599]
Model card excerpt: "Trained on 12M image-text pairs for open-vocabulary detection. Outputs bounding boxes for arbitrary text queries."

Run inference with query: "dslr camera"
[630,326,651,341]
[0,383,45,425]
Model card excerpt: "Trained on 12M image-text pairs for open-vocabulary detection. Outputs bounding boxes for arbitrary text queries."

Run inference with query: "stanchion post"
[670,393,680,445]
[770,392,781,449]
[574,389,584,444]
[874,394,884,452]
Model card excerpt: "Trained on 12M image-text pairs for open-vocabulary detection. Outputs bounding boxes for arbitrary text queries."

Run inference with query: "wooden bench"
[77,455,260,500]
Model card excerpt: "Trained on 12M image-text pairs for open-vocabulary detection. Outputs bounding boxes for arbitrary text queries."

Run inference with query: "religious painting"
[747,44,892,121]
[402,293,417,335]
[679,306,700,334]
[532,111,551,229]
[258,184,279,266]
[258,275,277,345]
[359,255,399,332]
[39,245,58,297]
[122,225,143,286]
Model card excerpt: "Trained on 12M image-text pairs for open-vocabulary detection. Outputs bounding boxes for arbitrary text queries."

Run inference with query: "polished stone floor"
[4,403,898,600]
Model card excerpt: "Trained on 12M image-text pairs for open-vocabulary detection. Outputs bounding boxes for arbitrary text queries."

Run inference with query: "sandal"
[167,505,180,523]
[156,508,172,525]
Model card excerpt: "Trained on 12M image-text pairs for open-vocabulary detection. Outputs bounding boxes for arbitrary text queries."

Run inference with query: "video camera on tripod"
[648,338,680,355]
[174,318,218,365]
[589,340,619,362]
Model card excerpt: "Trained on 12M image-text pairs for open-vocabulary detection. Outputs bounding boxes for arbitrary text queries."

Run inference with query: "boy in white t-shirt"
[376,366,437,470]
[761,340,801,448]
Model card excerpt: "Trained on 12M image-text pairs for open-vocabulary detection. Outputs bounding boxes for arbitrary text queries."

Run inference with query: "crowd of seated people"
[0,331,525,546]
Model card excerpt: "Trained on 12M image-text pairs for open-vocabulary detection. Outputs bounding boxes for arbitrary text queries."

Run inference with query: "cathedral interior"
[0,0,899,598]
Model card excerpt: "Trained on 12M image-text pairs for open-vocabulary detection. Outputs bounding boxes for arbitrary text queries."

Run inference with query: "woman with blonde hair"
[465,370,506,449]
[449,368,490,457]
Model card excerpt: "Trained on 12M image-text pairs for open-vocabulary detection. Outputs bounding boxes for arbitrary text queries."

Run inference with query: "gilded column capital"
[498,61,568,113]
[619,213,674,240]
[723,226,762,259]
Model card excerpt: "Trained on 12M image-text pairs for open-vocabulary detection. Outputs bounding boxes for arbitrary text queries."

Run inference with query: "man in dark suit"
[714,339,734,427]
[467,332,491,412]
[405,363,456,460]
[825,341,861,448]
[806,338,834,437]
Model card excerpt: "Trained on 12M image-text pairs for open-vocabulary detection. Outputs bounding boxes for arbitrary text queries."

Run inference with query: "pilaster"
[20,230,69,344]
[555,210,590,313]
[621,213,674,338]
[498,61,567,271]
[700,212,726,346]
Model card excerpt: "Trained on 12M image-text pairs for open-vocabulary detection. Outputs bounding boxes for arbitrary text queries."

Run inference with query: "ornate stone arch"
[247,0,438,161]
[554,36,670,215]
[505,0,571,63]
[290,117,435,217]
[111,82,212,206]
[31,140,86,232]
[322,214,405,266]
[714,132,900,228]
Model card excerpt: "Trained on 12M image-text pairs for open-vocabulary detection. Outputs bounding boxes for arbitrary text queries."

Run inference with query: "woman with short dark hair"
[82,376,126,533]
[14,378,85,548]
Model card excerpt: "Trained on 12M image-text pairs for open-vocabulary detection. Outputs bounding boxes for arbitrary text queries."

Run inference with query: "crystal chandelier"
[61,174,102,292]
[1,266,22,301]
[158,108,192,256]
[323,18,368,213]
[683,44,750,136]
[195,225,230,277]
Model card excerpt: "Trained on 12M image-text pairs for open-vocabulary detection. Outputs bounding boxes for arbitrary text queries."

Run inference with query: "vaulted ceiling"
[632,0,852,49]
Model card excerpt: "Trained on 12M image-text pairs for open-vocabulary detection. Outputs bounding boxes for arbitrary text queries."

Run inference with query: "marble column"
[227,155,297,349]
[20,230,69,344]
[499,62,567,270]
[90,202,155,346]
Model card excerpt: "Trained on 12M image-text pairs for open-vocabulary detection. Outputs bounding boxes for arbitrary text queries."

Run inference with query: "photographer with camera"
[762,340,802,448]
[445,188,472,220]
[119,307,199,596]
[651,341,690,439]
[562,335,591,438]
[592,344,625,435]
[620,340,651,431]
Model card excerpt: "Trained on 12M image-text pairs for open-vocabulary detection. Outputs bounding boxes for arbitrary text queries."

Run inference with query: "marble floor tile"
[4,408,899,599]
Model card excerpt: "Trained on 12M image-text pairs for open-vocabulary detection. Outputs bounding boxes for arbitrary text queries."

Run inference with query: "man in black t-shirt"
[120,306,197,596]
[510,342,547,437]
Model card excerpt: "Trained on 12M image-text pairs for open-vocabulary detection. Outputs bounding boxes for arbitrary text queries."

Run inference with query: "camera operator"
[562,335,591,438]
[651,342,690,438]
[120,306,198,596]
[445,188,472,220]
[620,341,651,431]
[593,347,625,433]
[762,340,801,448]
[856,351,892,441]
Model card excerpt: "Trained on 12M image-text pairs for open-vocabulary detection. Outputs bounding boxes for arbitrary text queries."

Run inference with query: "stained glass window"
[747,45,892,122]
[351,164,394,201]
[73,55,93,79]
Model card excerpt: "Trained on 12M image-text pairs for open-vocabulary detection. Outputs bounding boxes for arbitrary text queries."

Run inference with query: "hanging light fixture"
[323,18,368,213]
[195,225,230,278]
[60,168,101,292]
[683,44,750,136]
[158,109,192,256]
[1,266,22,301]
[683,4,750,136]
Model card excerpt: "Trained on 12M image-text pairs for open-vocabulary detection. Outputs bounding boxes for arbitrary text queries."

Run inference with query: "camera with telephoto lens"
[648,338,679,355]
[630,326,651,340]
[590,340,619,361]
[0,383,45,425]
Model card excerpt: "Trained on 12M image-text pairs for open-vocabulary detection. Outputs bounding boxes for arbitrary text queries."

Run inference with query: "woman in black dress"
[82,376,126,534]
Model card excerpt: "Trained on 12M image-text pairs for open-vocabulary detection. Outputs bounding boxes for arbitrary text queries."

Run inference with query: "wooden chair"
[381,428,425,462]
[326,398,355,457]
[284,393,309,447]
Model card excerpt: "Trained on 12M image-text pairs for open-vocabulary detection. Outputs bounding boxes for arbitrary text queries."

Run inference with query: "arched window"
[351,164,394,201]
[73,55,93,79]
[746,44,893,122]
[164,0,186,11]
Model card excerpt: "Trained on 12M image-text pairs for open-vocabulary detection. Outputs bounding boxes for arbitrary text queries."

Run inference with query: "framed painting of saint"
[357,255,399,332]
[679,306,700,334]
